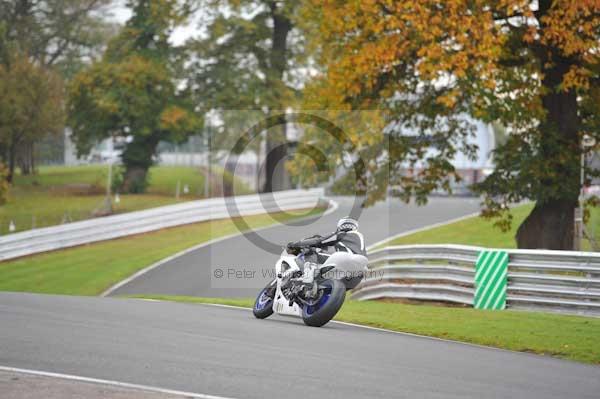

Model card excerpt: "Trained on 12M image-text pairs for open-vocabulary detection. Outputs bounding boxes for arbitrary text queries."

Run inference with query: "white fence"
[0,189,325,262]
[353,244,600,317]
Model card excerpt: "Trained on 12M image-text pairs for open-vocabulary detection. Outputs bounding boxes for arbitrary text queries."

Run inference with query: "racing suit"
[288,229,368,289]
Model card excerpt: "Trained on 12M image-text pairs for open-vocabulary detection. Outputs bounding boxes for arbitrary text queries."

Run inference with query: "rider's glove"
[286,242,300,254]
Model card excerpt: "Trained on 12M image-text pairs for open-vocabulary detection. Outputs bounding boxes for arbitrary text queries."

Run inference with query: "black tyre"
[302,279,346,327]
[253,280,276,319]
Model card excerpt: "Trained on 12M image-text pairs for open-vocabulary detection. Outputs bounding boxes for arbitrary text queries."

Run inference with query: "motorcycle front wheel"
[253,279,276,319]
[302,279,345,327]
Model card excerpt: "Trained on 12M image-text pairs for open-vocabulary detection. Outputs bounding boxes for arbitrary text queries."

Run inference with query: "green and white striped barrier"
[474,250,508,310]
[354,244,600,316]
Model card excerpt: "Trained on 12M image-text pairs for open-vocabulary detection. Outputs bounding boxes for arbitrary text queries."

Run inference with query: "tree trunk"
[120,135,159,193]
[0,143,7,165]
[516,200,576,249]
[515,14,580,249]
[30,141,36,174]
[122,165,149,193]
[263,3,292,193]
[223,157,235,197]
[255,138,262,192]
[515,85,579,249]
[7,141,17,183]
[18,141,32,176]
[263,122,288,192]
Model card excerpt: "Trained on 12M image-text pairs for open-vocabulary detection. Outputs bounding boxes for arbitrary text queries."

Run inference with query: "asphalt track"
[1,292,598,399]
[111,196,482,298]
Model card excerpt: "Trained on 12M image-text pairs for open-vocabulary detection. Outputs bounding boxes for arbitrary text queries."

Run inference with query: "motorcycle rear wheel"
[302,279,345,327]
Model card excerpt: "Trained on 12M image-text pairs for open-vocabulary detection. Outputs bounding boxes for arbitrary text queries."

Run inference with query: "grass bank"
[0,208,322,296]
[131,295,600,365]
[384,203,600,250]
[1,165,252,234]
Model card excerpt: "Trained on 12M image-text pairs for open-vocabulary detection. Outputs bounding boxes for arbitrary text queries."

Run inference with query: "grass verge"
[130,295,600,365]
[0,208,323,296]
[384,203,600,250]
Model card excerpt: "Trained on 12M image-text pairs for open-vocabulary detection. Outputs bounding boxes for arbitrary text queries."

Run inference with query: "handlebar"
[286,231,338,253]
[288,236,323,249]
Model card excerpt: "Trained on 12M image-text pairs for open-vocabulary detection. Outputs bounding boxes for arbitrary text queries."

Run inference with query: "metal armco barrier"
[352,244,600,317]
[0,189,324,262]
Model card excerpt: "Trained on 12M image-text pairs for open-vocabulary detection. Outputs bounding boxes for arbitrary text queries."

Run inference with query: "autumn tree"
[0,51,64,182]
[188,0,306,192]
[293,0,600,250]
[0,0,117,174]
[68,0,202,193]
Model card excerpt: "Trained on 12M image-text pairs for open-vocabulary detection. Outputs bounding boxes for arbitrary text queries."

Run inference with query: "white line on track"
[0,365,236,399]
[322,197,339,216]
[366,210,480,250]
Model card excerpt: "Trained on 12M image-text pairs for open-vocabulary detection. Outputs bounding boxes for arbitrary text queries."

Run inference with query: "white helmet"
[337,217,359,232]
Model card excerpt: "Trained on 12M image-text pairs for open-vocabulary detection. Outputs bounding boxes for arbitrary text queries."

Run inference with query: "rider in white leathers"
[287,217,368,289]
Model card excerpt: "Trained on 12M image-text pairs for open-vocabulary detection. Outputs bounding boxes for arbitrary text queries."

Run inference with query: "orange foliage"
[308,0,598,112]
[160,106,190,130]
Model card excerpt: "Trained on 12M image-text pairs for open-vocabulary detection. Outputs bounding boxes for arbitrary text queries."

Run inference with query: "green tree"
[292,0,600,250]
[0,0,116,75]
[68,0,202,193]
[0,1,117,175]
[0,51,64,182]
[188,0,305,192]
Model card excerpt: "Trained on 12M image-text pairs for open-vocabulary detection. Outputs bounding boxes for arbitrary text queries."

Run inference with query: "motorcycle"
[252,231,368,327]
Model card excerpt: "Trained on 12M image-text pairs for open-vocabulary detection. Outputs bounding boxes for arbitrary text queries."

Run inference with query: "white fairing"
[271,250,368,318]
[323,252,368,275]
[272,251,302,317]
